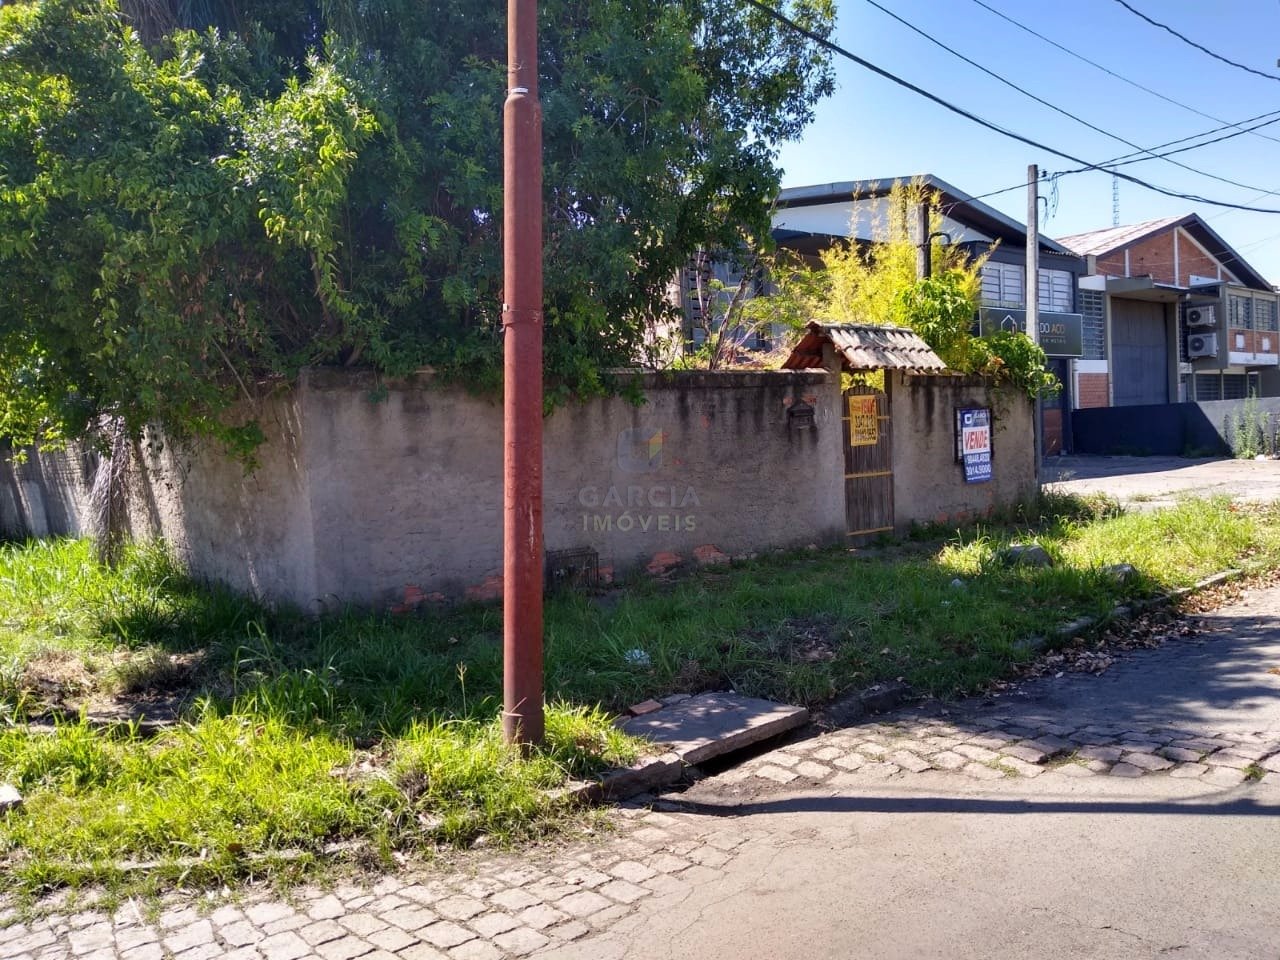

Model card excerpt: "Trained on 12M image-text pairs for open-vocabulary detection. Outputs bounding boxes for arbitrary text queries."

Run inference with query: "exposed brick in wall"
[1172,231,1225,287]
[1076,372,1110,409]
[1095,252,1127,277]
[1226,328,1280,356]
[1042,408,1063,456]
[1091,229,1229,286]
[1125,234,1178,284]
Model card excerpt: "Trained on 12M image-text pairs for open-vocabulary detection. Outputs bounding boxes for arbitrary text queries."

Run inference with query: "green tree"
[0,0,837,451]
[758,179,1056,399]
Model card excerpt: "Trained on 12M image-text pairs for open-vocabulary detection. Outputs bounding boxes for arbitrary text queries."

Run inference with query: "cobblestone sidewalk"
[727,713,1280,790]
[4,705,1275,960]
[0,802,766,960]
[5,586,1279,960]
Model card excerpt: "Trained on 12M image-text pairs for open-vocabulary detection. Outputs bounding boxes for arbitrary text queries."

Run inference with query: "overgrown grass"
[2,494,1279,895]
[0,703,636,895]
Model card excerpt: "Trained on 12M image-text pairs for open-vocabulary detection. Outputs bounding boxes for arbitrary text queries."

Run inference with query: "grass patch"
[0,703,636,895]
[2,495,1278,894]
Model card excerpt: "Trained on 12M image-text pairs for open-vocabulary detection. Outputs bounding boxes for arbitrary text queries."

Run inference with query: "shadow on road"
[671,792,1277,819]
[972,605,1280,734]
[1042,455,1229,485]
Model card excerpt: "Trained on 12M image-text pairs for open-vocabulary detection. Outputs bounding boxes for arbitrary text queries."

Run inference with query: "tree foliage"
[759,179,1057,399]
[0,0,836,450]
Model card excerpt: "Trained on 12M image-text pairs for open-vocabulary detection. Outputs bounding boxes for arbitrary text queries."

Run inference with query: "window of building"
[1255,297,1279,332]
[980,263,1073,311]
[1222,374,1249,401]
[1195,373,1222,401]
[1038,269,1073,312]
[1229,294,1254,329]
[980,262,1024,308]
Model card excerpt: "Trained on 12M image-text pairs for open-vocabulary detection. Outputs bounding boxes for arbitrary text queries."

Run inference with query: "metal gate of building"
[843,385,894,543]
[1113,299,1169,406]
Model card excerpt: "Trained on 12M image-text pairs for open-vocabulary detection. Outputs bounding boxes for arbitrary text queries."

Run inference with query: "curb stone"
[1014,568,1243,655]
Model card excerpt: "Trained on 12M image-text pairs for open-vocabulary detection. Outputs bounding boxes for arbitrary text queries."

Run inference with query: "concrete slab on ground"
[1044,454,1280,509]
[620,692,808,765]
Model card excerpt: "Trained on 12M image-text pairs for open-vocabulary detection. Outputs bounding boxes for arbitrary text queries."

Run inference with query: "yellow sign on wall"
[849,395,879,446]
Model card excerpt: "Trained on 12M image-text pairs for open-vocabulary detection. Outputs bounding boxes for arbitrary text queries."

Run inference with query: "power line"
[962,183,1027,204]
[1101,109,1280,166]
[861,0,1278,195]
[1088,111,1280,172]
[1235,230,1280,254]
[742,0,1280,214]
[968,0,1280,146]
[1111,0,1280,84]
[1208,188,1280,223]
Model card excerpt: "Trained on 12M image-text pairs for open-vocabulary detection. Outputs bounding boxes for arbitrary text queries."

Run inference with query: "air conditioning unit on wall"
[1185,305,1216,327]
[1187,332,1218,359]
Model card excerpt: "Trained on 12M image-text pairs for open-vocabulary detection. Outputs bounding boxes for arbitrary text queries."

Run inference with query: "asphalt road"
[542,583,1280,960]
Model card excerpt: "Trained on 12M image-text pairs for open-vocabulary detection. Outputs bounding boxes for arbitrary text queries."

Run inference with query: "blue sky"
[774,0,1280,284]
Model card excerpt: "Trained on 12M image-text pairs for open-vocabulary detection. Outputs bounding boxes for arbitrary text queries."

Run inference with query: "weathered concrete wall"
[0,446,92,540]
[888,373,1037,530]
[3,371,844,609]
[138,394,321,605]
[298,369,843,607]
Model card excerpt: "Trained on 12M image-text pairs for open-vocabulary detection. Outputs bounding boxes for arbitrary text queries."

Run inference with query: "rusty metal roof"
[782,321,948,373]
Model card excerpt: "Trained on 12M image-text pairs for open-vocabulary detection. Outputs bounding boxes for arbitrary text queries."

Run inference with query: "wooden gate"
[843,385,894,543]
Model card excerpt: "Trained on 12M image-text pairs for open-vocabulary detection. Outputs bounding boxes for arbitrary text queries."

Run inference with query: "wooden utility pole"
[1026,164,1042,482]
[502,0,545,746]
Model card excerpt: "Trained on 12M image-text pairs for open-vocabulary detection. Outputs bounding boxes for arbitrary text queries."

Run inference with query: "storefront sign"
[849,395,879,446]
[957,407,992,484]
[979,308,1084,358]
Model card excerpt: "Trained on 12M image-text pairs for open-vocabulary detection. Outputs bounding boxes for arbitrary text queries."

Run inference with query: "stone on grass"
[1003,544,1052,568]
[0,783,21,812]
[1102,563,1139,582]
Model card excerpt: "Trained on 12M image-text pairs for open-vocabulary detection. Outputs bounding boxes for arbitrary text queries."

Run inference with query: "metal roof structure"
[775,174,1077,258]
[782,321,948,373]
[1056,215,1185,257]
[1058,213,1272,291]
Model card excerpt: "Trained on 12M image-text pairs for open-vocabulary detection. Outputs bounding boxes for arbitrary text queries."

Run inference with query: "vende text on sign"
[956,407,993,484]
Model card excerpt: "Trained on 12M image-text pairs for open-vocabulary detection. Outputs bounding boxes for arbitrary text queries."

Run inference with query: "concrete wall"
[888,373,1037,530]
[3,370,845,610]
[5,368,1042,606]
[0,446,92,540]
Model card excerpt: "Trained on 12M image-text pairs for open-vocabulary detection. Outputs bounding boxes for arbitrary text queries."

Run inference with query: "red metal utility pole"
[502,0,545,746]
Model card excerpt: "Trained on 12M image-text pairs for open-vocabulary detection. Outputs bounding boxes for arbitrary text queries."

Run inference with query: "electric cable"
[1111,0,1280,84]
[743,0,1280,214]
[862,0,1277,195]
[970,0,1280,145]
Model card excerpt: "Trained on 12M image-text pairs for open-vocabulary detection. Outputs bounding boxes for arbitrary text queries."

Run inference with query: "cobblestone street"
[723,712,1280,791]
[0,803,762,960]
[4,580,1280,960]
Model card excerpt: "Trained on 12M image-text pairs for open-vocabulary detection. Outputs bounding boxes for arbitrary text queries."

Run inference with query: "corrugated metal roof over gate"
[782,321,948,373]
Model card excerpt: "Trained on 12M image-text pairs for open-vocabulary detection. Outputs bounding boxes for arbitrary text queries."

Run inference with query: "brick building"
[1060,214,1278,407]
